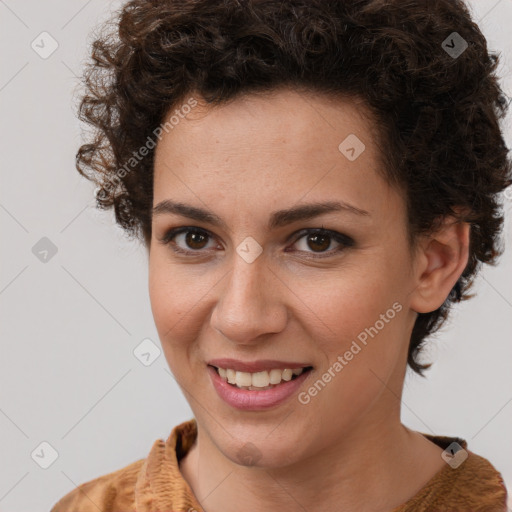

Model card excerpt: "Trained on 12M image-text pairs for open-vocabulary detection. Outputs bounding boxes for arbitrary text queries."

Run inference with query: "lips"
[206,359,314,410]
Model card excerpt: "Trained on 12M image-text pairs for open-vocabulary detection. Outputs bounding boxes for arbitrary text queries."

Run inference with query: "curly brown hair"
[76,0,512,374]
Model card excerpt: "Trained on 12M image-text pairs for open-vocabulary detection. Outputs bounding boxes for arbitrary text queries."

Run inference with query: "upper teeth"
[217,367,305,389]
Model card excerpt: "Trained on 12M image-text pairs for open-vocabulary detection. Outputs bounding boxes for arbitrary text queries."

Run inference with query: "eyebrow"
[152,199,370,231]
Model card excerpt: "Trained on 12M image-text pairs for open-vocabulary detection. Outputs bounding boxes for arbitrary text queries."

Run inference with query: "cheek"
[309,268,398,338]
[148,259,174,336]
[308,267,406,383]
[148,254,189,347]
[298,284,406,437]
[148,252,216,358]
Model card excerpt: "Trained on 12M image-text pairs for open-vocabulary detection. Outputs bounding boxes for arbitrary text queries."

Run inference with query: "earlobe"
[410,219,470,314]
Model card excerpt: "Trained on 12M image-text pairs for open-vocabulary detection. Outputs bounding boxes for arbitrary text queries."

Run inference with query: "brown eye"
[185,231,209,250]
[160,226,353,259]
[159,227,218,254]
[290,228,354,258]
[306,232,331,252]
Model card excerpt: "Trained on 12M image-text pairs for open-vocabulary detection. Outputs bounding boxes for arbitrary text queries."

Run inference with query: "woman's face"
[149,88,420,468]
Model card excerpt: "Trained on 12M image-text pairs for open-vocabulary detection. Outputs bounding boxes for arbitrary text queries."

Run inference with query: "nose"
[210,252,288,346]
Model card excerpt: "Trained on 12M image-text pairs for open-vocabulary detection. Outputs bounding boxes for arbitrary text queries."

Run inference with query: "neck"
[179,404,444,512]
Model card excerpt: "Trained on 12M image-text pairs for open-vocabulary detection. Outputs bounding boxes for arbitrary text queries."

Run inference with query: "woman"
[51,0,511,510]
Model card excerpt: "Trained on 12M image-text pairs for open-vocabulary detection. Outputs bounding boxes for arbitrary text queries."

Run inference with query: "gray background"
[0,1,511,510]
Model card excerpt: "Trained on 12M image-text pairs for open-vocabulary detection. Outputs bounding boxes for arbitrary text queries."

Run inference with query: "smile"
[212,366,312,390]
[207,362,314,411]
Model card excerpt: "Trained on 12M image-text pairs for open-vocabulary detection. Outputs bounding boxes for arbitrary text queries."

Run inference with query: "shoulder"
[400,434,508,511]
[444,450,508,506]
[50,458,145,512]
[49,420,198,512]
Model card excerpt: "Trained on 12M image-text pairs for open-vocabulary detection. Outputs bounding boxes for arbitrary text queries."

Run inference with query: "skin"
[147,87,470,511]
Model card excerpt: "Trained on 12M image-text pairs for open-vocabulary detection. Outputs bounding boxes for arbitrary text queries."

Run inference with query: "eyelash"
[158,226,354,259]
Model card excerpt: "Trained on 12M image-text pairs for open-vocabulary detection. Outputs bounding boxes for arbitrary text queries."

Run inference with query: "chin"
[204,418,313,469]
[228,440,304,469]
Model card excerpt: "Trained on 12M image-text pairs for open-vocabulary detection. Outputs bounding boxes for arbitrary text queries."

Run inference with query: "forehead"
[155,88,376,161]
[152,88,400,221]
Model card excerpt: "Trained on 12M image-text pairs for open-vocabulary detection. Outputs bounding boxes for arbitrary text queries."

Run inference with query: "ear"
[409,217,470,314]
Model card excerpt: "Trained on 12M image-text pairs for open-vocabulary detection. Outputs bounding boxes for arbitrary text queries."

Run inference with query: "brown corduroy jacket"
[50,419,508,511]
